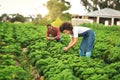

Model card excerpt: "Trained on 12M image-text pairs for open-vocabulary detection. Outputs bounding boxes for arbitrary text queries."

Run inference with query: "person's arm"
[68,37,78,48]
[68,37,74,47]
[64,37,78,51]
[54,28,60,39]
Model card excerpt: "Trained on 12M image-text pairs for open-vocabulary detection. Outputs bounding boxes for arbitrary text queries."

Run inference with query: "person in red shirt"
[46,24,61,42]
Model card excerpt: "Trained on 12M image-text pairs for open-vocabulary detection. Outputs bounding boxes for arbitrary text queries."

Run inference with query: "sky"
[0,0,87,17]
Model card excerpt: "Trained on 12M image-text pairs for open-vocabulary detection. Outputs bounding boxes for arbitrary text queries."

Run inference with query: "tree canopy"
[80,0,120,12]
[45,0,71,21]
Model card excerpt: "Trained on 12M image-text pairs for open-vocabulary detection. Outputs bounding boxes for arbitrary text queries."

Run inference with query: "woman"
[59,22,95,58]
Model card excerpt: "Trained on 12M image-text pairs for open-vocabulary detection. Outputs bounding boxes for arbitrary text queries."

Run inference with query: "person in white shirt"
[59,22,95,58]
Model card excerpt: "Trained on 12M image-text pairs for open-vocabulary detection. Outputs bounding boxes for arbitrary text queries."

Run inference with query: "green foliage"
[33,18,51,26]
[0,22,120,80]
[0,66,29,80]
[62,13,72,21]
[0,54,15,67]
[46,0,70,20]
[11,14,26,23]
[49,69,79,80]
[39,18,50,26]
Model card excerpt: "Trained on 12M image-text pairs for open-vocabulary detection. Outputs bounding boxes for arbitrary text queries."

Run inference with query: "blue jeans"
[79,50,91,58]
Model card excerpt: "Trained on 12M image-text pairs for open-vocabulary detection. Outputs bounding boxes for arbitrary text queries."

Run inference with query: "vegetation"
[0,22,120,80]
[45,0,71,21]
[0,13,26,23]
[80,0,120,11]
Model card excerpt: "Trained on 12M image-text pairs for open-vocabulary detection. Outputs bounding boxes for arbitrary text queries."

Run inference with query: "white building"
[72,8,120,26]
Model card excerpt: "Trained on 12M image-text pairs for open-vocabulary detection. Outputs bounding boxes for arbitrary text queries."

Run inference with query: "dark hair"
[46,24,52,27]
[59,22,73,33]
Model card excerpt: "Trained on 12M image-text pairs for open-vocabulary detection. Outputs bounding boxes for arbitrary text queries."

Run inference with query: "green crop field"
[0,22,120,80]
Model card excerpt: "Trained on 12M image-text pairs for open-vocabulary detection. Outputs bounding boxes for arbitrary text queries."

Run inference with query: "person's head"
[46,24,53,30]
[59,22,73,35]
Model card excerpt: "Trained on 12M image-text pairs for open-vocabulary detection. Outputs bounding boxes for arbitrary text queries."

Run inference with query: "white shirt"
[70,26,90,38]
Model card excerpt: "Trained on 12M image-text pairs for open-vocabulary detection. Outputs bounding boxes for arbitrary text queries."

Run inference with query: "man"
[46,24,61,42]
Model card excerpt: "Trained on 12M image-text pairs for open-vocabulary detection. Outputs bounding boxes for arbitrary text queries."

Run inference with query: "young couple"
[46,22,95,58]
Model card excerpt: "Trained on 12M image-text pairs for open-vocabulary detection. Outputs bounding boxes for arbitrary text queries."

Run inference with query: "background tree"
[32,14,42,24]
[45,0,71,21]
[62,12,71,21]
[0,14,9,22]
[80,0,120,12]
[11,13,26,23]
[32,14,49,25]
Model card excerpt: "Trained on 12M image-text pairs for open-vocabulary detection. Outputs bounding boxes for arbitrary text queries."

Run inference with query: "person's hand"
[63,47,69,51]
[47,37,51,40]
[50,37,55,40]
[47,37,55,40]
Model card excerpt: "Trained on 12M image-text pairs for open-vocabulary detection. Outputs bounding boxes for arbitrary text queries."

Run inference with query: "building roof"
[84,8,120,18]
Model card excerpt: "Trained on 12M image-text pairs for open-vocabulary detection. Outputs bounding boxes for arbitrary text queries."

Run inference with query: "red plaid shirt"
[46,27,60,39]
